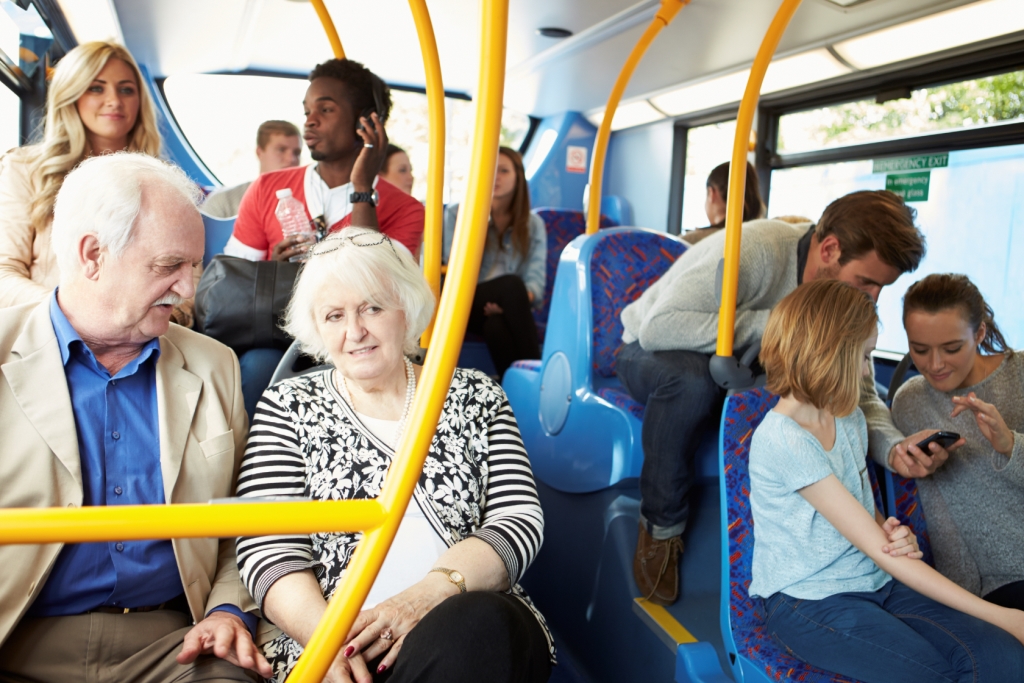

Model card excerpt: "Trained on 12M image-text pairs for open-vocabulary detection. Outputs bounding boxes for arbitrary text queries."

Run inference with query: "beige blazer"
[0,298,256,647]
[0,148,58,308]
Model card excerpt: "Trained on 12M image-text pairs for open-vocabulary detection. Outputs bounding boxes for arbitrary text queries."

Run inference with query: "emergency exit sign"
[873,154,948,173]
[886,171,930,202]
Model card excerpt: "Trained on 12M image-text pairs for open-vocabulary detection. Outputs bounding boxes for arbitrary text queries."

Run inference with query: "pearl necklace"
[335,357,416,449]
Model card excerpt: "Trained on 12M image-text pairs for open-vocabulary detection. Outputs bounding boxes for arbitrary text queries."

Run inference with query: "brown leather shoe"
[633,522,684,605]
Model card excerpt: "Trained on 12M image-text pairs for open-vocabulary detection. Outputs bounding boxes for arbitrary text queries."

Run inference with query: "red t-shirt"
[232,166,423,258]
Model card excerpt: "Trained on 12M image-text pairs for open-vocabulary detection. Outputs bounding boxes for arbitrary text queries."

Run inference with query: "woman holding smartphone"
[891,273,1024,609]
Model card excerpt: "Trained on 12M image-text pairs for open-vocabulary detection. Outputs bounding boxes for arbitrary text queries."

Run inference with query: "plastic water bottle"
[274,188,315,262]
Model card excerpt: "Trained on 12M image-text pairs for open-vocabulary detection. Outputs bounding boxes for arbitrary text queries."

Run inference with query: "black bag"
[195,256,301,353]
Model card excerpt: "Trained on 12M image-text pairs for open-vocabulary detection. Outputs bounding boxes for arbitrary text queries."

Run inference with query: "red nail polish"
[377,664,387,674]
[344,646,355,657]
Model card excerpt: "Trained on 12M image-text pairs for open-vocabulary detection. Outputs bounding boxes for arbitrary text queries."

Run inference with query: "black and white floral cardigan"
[236,367,554,679]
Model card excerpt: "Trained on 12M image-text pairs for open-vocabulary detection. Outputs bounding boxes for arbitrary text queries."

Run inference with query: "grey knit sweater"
[892,352,1024,597]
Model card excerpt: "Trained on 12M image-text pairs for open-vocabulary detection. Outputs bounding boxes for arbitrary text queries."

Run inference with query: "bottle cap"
[275,188,293,199]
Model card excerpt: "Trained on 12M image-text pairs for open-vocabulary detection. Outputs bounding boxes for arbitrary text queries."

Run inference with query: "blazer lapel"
[2,303,82,491]
[155,336,202,502]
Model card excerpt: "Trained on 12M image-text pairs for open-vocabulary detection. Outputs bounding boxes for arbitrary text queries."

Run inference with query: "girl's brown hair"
[706,161,764,227]
[903,273,1008,354]
[492,146,532,259]
[761,280,878,416]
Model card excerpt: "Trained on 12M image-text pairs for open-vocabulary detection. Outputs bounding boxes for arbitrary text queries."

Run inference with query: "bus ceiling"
[33,0,1023,121]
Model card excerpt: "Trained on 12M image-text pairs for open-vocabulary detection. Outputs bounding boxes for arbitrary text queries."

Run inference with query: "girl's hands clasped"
[951,392,1016,455]
[881,517,923,559]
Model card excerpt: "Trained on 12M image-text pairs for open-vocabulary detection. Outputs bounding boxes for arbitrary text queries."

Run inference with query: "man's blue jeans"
[615,342,724,539]
[762,580,1024,683]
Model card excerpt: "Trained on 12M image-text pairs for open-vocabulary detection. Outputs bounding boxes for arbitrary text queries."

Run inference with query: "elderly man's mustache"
[152,293,185,307]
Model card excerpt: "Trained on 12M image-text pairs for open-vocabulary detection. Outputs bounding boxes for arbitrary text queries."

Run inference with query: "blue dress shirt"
[29,292,256,636]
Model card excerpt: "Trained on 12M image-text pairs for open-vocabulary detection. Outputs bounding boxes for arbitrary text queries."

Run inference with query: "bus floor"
[522,430,731,683]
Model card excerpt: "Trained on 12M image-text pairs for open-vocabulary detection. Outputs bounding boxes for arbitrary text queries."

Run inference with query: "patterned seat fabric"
[722,388,864,683]
[590,232,686,378]
[533,210,617,343]
[889,473,934,566]
[510,359,541,372]
[596,387,644,421]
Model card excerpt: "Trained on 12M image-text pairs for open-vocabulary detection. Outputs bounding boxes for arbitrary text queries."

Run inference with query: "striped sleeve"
[469,398,545,586]
[235,391,316,609]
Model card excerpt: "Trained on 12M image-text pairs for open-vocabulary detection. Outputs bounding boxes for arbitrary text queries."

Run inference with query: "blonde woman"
[0,41,164,309]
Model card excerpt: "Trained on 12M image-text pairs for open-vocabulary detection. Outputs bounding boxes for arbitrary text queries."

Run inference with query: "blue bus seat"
[503,227,686,493]
[532,209,618,343]
[883,470,934,566]
[201,213,235,268]
[719,388,867,683]
[600,195,634,227]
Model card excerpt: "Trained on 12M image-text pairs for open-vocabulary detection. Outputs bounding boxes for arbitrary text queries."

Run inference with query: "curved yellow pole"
[286,1,509,679]
[409,0,445,348]
[585,0,690,234]
[714,0,803,358]
[311,0,346,59]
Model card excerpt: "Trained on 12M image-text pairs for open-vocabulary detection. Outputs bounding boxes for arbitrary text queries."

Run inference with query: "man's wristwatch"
[350,189,379,207]
[429,567,466,593]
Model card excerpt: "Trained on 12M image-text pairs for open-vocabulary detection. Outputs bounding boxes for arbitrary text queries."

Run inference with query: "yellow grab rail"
[287,0,509,678]
[410,0,446,348]
[585,0,690,235]
[714,0,803,358]
[311,0,346,59]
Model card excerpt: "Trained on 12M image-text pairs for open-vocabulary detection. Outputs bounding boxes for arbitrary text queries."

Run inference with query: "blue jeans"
[615,342,724,538]
[762,580,1024,683]
[238,348,285,421]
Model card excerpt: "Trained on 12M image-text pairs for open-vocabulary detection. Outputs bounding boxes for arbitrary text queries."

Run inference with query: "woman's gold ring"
[380,628,393,641]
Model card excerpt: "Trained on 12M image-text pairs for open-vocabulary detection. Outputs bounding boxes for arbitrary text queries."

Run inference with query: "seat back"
[532,209,617,342]
[600,195,634,226]
[720,388,863,683]
[590,230,686,377]
[269,339,332,386]
[201,213,236,268]
[884,471,934,566]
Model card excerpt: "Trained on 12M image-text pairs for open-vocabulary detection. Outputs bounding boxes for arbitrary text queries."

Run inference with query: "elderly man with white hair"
[0,152,272,682]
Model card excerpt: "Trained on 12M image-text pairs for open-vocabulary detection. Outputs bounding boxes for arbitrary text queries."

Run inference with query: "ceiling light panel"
[587,100,665,131]
[57,0,123,44]
[761,48,851,93]
[833,0,1024,70]
[649,69,750,117]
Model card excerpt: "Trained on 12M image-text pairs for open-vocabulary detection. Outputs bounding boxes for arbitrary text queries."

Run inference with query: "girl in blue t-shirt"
[749,279,1024,683]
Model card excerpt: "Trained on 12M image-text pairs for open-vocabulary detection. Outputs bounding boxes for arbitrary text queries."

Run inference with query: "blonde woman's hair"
[760,280,878,416]
[283,228,436,362]
[22,41,161,232]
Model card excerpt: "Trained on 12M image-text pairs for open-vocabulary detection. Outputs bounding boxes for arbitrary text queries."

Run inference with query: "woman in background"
[0,42,173,313]
[683,160,764,245]
[442,147,545,378]
[379,143,414,195]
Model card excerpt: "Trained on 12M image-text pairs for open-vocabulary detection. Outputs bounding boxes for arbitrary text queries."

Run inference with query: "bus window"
[680,119,736,232]
[0,84,16,153]
[163,73,531,203]
[769,143,1024,354]
[778,69,1024,155]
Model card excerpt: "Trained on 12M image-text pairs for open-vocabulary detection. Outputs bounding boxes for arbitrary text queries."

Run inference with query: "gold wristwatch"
[429,567,466,593]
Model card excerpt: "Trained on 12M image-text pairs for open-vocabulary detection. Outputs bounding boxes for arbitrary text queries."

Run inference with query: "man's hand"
[888,429,962,479]
[177,611,272,678]
[351,112,388,192]
[271,233,314,262]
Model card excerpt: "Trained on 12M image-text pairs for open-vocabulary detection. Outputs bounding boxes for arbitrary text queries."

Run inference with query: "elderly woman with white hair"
[235,228,554,683]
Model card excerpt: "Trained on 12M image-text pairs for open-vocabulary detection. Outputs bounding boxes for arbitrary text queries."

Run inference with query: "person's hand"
[952,392,1015,455]
[325,652,371,683]
[527,290,535,304]
[343,574,458,675]
[351,112,388,192]
[881,516,922,559]
[888,429,961,479]
[170,301,194,328]
[483,302,503,316]
[271,233,315,262]
[177,611,272,678]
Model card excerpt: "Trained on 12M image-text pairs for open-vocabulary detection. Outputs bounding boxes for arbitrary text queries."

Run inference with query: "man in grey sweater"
[621,190,942,605]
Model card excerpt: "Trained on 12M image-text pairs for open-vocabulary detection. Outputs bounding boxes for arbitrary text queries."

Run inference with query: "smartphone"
[914,431,960,451]
[356,107,376,133]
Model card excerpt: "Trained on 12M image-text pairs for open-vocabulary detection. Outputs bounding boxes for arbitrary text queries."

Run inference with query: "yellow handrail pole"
[0,501,385,545]
[286,0,510,679]
[409,0,446,348]
[310,0,346,59]
[714,0,802,358]
[584,0,689,235]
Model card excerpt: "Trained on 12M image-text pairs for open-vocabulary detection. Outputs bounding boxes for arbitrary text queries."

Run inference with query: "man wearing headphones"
[226,59,424,262]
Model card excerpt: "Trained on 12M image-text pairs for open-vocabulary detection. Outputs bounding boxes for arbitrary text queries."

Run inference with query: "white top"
[354,411,448,608]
